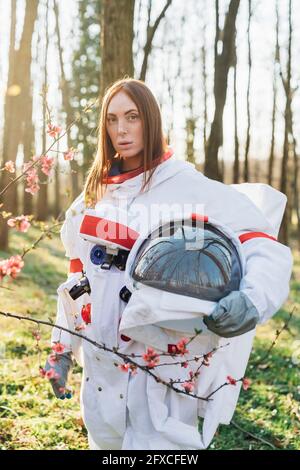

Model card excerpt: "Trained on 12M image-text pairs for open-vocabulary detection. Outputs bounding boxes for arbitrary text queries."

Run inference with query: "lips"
[118,142,132,145]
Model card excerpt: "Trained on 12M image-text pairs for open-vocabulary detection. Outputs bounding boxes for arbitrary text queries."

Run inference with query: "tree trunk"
[0,0,38,250]
[292,134,300,250]
[185,82,196,164]
[22,100,35,216]
[53,0,79,204]
[279,0,292,245]
[201,22,208,160]
[204,0,240,181]
[232,25,239,183]
[268,76,277,187]
[100,0,135,99]
[243,0,252,182]
[36,0,50,221]
[268,0,279,186]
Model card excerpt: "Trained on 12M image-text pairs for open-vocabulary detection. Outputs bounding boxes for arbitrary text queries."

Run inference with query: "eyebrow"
[107,109,138,116]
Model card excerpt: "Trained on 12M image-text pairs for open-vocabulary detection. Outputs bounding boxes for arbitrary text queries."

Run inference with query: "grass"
[0,227,299,450]
[0,227,88,450]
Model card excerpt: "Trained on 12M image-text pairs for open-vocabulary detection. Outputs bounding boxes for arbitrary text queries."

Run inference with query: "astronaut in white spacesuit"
[45,78,293,450]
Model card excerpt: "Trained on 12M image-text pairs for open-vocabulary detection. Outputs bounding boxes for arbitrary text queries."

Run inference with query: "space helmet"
[123,213,245,317]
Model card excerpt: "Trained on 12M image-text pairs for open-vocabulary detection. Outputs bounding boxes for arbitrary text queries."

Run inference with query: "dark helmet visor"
[131,220,242,301]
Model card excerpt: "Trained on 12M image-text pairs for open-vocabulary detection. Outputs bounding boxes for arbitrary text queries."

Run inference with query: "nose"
[117,119,128,135]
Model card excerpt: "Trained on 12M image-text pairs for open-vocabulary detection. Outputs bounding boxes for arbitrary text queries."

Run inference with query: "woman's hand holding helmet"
[203,291,260,338]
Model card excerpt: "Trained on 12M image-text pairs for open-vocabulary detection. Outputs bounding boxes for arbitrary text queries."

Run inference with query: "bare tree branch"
[139,0,173,81]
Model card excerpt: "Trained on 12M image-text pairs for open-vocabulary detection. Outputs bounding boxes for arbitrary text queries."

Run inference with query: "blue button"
[90,245,105,265]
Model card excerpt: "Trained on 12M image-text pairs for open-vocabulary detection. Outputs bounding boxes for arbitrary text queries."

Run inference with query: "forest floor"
[0,227,299,450]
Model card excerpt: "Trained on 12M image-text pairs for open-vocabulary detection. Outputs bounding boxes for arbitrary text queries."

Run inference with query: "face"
[106,91,144,169]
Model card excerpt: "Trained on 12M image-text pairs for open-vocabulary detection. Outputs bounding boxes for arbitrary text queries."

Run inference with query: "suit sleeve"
[190,173,293,325]
[237,233,293,324]
[51,212,89,366]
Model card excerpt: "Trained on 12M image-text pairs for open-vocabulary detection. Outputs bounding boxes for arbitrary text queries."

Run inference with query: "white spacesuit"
[50,148,293,450]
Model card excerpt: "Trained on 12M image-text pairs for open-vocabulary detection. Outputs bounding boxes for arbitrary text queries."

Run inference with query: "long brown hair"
[83,77,168,207]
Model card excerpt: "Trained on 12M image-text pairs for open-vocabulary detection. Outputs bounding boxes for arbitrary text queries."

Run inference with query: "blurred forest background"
[0,0,299,451]
[0,0,299,247]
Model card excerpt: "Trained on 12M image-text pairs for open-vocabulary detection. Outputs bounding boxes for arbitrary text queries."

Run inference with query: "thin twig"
[0,99,97,198]
[252,306,295,366]
[21,221,63,259]
[231,419,276,450]
[0,309,231,402]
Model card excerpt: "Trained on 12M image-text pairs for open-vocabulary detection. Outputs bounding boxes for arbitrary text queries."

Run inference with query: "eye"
[128,114,138,121]
[107,117,116,123]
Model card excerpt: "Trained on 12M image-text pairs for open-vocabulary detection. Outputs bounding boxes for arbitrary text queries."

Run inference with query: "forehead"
[107,91,138,114]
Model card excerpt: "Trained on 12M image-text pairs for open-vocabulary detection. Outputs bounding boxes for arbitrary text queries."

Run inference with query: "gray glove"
[44,351,73,399]
[203,291,260,338]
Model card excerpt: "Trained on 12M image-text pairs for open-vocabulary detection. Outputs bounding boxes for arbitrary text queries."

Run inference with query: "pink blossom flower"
[4,161,15,173]
[176,338,189,355]
[75,323,87,331]
[25,183,40,195]
[182,382,195,393]
[32,330,41,342]
[45,369,60,380]
[23,161,37,175]
[8,256,24,278]
[63,149,75,161]
[227,375,237,386]
[7,215,31,232]
[39,367,46,378]
[48,353,59,367]
[118,363,130,372]
[142,347,160,368]
[242,377,251,391]
[142,347,158,361]
[23,163,40,195]
[0,255,24,281]
[47,123,62,138]
[40,154,55,176]
[203,352,212,363]
[146,360,159,369]
[189,371,196,380]
[51,342,65,354]
[181,361,189,368]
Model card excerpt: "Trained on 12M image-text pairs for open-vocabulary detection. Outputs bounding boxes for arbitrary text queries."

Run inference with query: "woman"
[46,78,292,450]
